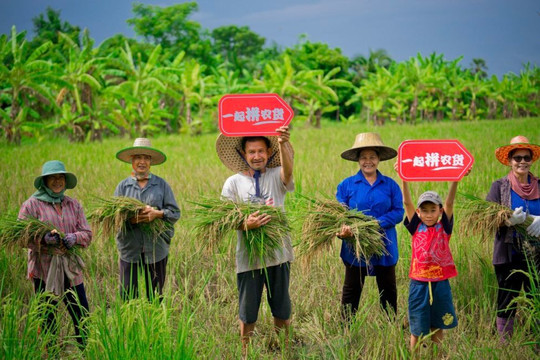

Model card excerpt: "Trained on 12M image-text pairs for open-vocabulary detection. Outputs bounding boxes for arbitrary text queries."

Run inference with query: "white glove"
[505,207,526,226]
[526,215,540,237]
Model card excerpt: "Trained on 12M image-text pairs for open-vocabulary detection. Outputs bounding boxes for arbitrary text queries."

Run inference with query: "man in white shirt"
[216,126,294,352]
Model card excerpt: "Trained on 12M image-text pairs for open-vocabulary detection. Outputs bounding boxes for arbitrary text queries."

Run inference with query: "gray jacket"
[114,174,180,263]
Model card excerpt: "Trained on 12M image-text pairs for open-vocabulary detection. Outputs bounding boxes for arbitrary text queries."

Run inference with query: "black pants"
[33,277,89,347]
[341,263,397,319]
[494,255,535,318]
[120,256,168,301]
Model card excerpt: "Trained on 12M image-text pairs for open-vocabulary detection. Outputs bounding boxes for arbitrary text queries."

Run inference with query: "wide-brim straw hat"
[116,138,167,165]
[34,160,77,189]
[341,132,397,162]
[216,134,293,173]
[495,135,540,166]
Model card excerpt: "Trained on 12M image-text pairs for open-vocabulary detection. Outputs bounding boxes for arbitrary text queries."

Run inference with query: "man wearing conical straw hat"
[216,125,294,352]
[114,138,180,301]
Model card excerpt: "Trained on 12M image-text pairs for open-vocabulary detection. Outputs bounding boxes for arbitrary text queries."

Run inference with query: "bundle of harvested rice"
[459,193,539,259]
[0,215,63,250]
[190,197,291,267]
[88,196,170,241]
[297,197,385,266]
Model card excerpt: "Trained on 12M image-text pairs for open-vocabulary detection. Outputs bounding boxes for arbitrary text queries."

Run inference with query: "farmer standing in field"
[336,132,404,320]
[487,135,540,342]
[217,125,294,353]
[18,160,92,349]
[114,138,180,301]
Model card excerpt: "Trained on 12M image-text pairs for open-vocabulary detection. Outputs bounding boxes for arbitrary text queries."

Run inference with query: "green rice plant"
[0,287,57,359]
[0,214,64,250]
[84,292,196,360]
[296,197,386,267]
[88,196,170,241]
[189,197,291,268]
[458,193,539,261]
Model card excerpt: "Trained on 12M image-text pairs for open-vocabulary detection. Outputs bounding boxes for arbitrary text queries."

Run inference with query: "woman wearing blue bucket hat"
[18,160,92,349]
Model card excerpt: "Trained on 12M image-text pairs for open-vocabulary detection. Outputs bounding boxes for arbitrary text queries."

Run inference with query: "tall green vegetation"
[1,2,539,144]
[0,118,538,358]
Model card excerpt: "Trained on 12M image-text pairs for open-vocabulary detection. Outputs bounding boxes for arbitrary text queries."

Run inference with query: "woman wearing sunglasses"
[487,135,540,343]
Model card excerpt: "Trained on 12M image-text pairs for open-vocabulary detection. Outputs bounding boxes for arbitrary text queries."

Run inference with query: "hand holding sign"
[218,93,294,137]
[397,140,474,181]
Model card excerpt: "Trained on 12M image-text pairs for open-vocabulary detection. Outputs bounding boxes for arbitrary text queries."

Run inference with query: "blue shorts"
[237,263,291,324]
[408,279,457,337]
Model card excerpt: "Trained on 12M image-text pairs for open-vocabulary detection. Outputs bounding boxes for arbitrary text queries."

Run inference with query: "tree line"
[1,2,538,144]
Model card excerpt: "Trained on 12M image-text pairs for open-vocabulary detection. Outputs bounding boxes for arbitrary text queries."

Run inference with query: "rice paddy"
[1,117,539,359]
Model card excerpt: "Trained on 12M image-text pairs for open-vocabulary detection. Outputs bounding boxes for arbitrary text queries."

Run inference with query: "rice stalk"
[458,193,539,261]
[88,196,170,241]
[297,197,386,267]
[189,197,291,268]
[0,215,64,251]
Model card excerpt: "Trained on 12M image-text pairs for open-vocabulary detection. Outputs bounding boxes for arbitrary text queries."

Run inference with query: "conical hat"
[116,138,167,165]
[215,134,293,172]
[341,132,397,161]
[494,135,540,166]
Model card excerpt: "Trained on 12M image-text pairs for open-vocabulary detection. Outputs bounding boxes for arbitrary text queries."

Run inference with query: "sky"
[1,0,539,77]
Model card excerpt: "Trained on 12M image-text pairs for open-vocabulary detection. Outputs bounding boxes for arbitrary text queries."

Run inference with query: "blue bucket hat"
[34,160,77,190]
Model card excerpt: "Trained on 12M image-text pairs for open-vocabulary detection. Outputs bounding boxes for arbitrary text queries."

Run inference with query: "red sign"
[218,93,294,136]
[398,140,474,181]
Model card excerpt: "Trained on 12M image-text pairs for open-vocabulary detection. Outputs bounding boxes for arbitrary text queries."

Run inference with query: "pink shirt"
[18,196,92,286]
[404,212,457,282]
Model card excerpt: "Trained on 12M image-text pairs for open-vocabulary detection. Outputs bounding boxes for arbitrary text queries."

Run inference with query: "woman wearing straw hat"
[18,160,92,348]
[336,132,404,320]
[216,126,294,352]
[115,138,180,301]
[487,135,540,342]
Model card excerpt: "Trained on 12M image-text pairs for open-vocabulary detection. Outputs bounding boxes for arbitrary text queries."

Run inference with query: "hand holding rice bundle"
[88,196,171,241]
[0,214,65,251]
[459,194,540,256]
[297,197,386,267]
[190,197,291,267]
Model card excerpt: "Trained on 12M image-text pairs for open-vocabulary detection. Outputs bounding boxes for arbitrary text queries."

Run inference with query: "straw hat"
[215,134,293,173]
[341,132,397,161]
[34,160,77,189]
[116,138,167,165]
[495,135,540,166]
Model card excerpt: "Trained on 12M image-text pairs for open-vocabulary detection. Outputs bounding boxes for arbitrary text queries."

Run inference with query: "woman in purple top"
[486,135,540,342]
[336,133,404,321]
[18,160,92,349]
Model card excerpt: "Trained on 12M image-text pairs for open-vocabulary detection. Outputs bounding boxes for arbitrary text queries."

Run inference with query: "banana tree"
[106,42,168,135]
[0,26,60,144]
[347,66,398,125]
[296,67,353,127]
[54,30,105,141]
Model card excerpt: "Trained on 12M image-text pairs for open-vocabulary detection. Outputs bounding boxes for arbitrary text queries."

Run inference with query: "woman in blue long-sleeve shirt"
[336,133,404,320]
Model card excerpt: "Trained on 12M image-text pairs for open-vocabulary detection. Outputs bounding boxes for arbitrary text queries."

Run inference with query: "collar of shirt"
[126,174,157,189]
[353,169,385,186]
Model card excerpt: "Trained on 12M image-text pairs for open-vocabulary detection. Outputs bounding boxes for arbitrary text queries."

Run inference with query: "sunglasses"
[511,155,532,163]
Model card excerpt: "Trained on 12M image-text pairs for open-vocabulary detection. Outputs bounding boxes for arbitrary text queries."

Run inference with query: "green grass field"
[1,117,539,359]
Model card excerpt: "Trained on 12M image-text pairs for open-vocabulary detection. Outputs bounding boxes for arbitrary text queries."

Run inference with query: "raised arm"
[446,167,471,219]
[394,161,414,221]
[276,126,294,186]
[401,180,416,222]
[444,181,459,220]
